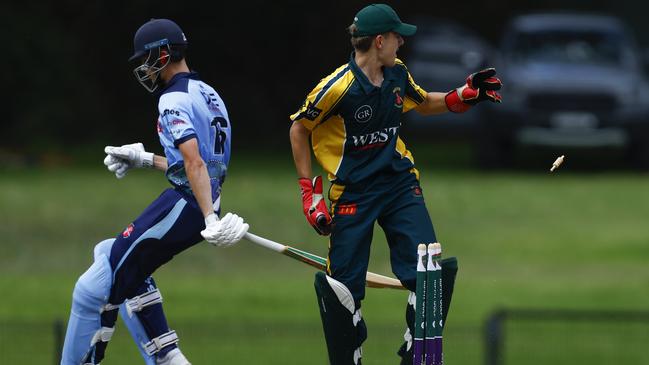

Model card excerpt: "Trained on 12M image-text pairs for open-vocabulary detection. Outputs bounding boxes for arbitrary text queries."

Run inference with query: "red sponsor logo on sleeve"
[337,203,357,215]
[122,223,135,238]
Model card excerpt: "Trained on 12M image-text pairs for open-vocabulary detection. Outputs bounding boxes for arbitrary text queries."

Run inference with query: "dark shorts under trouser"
[327,170,437,303]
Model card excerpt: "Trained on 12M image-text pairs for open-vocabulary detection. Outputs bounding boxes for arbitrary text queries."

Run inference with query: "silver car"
[487,13,649,168]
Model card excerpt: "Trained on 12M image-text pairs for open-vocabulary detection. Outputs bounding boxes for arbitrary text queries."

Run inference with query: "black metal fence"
[484,308,649,365]
[3,309,648,364]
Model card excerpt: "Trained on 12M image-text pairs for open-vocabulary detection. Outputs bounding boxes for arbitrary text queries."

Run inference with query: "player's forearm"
[414,92,448,116]
[152,155,168,172]
[185,160,215,218]
[289,121,313,178]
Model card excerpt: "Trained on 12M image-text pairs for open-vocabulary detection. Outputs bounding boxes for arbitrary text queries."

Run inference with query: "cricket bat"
[244,232,405,290]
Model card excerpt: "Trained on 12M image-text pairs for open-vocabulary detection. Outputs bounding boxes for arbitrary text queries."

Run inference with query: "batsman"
[60,19,248,365]
[289,4,502,364]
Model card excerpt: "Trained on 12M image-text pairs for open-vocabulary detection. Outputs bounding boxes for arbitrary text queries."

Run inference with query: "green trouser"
[327,170,436,301]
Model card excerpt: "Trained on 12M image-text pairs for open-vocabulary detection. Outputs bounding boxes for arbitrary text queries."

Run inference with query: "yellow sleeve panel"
[403,72,428,113]
[311,114,347,181]
[290,64,354,131]
[395,59,428,113]
[395,136,415,165]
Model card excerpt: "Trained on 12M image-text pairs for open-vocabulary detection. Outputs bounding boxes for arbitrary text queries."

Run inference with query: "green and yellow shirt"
[291,53,428,185]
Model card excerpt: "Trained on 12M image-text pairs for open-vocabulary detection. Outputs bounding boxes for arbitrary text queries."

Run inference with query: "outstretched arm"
[414,68,503,116]
[414,92,450,116]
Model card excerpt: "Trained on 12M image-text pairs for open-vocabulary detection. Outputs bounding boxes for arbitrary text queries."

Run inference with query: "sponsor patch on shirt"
[337,203,357,215]
[122,223,135,238]
[303,101,322,121]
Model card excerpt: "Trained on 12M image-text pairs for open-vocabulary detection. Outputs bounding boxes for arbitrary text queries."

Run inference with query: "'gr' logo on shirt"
[354,105,373,123]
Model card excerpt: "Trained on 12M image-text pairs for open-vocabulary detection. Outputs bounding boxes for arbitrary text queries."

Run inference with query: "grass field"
[1,153,648,364]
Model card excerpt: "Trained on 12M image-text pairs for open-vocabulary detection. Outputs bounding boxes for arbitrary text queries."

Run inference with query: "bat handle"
[315,213,328,227]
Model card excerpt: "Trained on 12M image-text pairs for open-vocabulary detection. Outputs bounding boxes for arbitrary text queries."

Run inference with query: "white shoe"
[156,348,191,365]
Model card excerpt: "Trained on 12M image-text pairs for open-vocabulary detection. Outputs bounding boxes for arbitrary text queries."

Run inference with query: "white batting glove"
[104,143,154,170]
[201,213,249,247]
[103,154,130,179]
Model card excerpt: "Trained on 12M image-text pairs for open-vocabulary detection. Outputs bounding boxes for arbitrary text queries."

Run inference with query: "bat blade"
[285,246,326,270]
[244,232,405,290]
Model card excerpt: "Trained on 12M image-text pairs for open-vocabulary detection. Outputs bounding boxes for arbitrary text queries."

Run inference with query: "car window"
[508,30,627,66]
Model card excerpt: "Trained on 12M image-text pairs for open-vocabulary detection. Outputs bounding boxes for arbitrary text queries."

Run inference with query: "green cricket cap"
[351,4,417,37]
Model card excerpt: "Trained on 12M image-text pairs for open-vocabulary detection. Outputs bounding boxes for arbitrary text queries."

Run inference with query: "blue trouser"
[62,188,210,364]
[103,188,205,354]
[108,188,205,304]
[328,170,437,304]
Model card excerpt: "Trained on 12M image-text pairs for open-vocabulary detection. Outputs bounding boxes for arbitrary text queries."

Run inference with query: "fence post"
[484,309,507,365]
[54,319,64,365]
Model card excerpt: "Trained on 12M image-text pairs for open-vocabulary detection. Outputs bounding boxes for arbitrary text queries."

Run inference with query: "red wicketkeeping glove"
[445,68,502,113]
[298,176,333,235]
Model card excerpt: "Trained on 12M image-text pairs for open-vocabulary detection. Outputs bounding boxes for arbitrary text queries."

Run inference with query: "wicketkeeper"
[289,4,502,364]
[61,19,248,365]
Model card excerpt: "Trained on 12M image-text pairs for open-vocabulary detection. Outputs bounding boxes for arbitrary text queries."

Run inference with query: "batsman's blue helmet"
[129,18,188,62]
